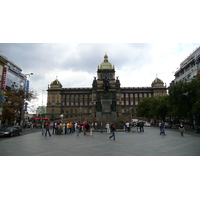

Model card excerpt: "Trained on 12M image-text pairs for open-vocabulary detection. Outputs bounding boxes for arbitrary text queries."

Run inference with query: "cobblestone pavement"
[0,126,200,156]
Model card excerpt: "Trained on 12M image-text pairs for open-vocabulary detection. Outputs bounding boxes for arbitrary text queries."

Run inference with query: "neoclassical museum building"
[46,54,166,126]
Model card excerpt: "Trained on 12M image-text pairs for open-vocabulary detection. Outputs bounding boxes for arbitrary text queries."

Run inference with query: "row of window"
[121,93,152,98]
[52,92,154,99]
[62,94,92,99]
[121,101,139,105]
[62,101,93,106]
[51,109,92,114]
[122,108,138,113]
[51,108,137,115]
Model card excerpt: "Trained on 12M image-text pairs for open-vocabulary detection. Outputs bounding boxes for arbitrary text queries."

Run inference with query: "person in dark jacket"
[179,122,185,137]
[109,123,116,140]
[160,121,166,135]
[45,122,51,137]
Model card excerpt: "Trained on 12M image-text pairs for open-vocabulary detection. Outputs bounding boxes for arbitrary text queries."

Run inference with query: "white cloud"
[1,43,200,113]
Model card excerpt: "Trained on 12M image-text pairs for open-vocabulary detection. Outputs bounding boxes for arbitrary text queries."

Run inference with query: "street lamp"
[130,107,132,121]
[42,90,46,106]
[20,72,33,126]
[25,73,33,77]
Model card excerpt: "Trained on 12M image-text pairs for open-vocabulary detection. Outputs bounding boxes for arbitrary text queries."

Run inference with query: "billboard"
[6,70,26,89]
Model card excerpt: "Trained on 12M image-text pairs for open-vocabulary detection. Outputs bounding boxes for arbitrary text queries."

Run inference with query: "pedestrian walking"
[158,121,161,133]
[100,122,103,133]
[55,123,58,134]
[76,123,80,136]
[45,122,51,137]
[41,122,45,135]
[140,121,144,132]
[68,122,73,134]
[109,123,116,140]
[52,122,55,134]
[65,122,68,134]
[137,122,140,132]
[126,121,130,132]
[94,122,98,130]
[83,122,87,135]
[106,122,110,133]
[133,122,137,132]
[160,121,166,135]
[179,122,185,137]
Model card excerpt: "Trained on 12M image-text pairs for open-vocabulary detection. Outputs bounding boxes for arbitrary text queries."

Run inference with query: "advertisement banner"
[6,70,26,89]
[1,67,7,89]
[26,80,29,92]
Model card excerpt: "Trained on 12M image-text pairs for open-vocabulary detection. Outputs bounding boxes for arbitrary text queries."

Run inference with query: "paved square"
[0,126,200,156]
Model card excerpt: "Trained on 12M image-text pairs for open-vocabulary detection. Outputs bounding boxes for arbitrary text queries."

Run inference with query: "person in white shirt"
[106,122,110,133]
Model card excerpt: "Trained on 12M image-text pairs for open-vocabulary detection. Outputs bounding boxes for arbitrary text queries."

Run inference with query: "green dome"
[50,79,62,86]
[98,54,114,70]
[152,77,164,84]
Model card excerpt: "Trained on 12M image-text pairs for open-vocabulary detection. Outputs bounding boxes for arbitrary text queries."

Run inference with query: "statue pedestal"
[96,99,117,125]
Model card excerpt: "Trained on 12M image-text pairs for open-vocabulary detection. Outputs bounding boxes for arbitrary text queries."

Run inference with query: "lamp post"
[42,90,46,106]
[130,107,132,121]
[20,72,33,126]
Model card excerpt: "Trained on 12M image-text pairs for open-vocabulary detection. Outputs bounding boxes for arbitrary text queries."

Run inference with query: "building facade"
[172,45,200,84]
[0,51,28,126]
[46,54,166,126]
[36,106,46,117]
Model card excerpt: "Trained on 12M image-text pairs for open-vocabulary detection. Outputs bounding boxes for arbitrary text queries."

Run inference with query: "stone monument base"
[96,99,117,126]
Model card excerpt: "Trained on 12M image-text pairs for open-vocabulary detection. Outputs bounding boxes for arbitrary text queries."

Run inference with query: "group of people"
[41,121,97,137]
[40,120,186,138]
[40,120,117,140]
[125,121,144,132]
[159,121,185,137]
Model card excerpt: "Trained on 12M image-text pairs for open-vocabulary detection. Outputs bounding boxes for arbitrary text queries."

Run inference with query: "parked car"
[144,122,151,127]
[13,126,22,134]
[0,126,22,137]
[164,122,172,128]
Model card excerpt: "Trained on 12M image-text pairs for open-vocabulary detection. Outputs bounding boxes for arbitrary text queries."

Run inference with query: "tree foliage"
[137,75,200,124]
[2,88,38,125]
[137,96,169,120]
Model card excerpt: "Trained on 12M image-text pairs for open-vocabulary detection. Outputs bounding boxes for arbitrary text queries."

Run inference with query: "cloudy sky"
[1,1,199,114]
[0,43,199,111]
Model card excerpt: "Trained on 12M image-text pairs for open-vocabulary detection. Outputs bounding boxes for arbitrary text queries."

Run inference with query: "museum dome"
[152,77,164,84]
[50,78,62,87]
[98,54,114,70]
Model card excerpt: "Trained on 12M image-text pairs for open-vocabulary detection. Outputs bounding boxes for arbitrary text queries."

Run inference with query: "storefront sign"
[8,66,25,78]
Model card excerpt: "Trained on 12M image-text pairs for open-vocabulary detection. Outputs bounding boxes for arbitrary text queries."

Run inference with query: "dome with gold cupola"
[98,54,114,70]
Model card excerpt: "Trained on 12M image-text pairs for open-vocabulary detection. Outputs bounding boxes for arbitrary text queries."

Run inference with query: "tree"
[137,96,169,121]
[137,97,156,118]
[168,75,200,125]
[1,87,38,125]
